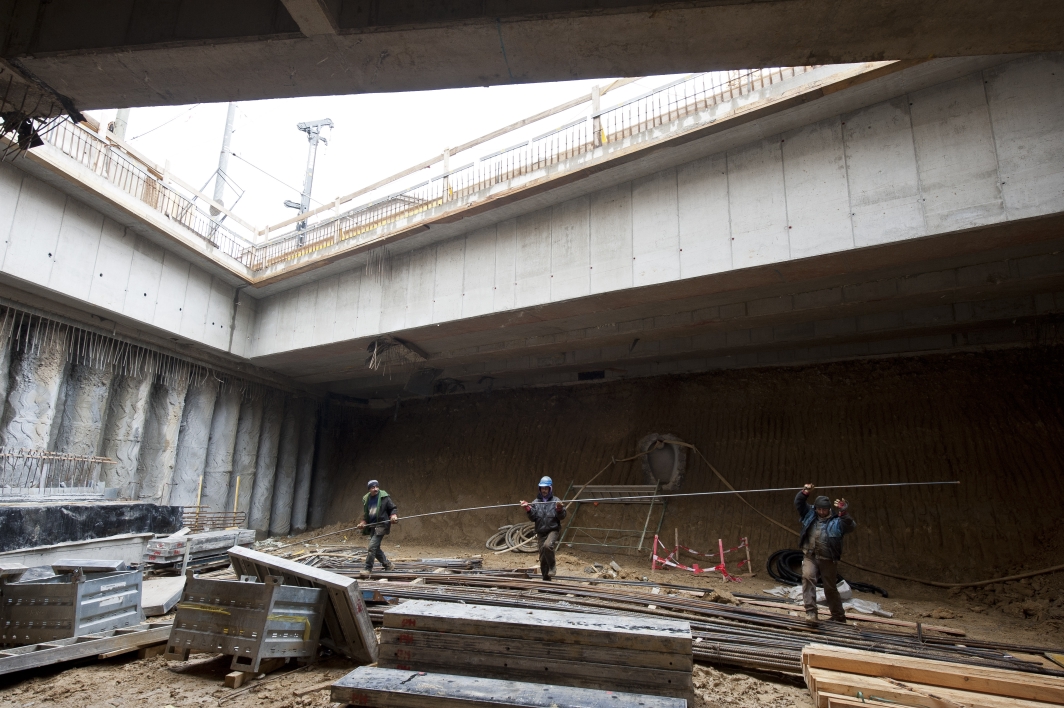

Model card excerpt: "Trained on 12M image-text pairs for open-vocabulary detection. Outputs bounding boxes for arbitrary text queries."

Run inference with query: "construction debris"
[332,666,688,708]
[144,528,255,573]
[378,599,693,699]
[802,643,1064,707]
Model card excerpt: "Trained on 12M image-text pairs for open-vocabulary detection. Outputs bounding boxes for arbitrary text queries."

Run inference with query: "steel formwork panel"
[1,569,143,646]
[165,573,325,672]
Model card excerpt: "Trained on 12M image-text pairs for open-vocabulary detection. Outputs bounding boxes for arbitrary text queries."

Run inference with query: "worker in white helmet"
[520,476,566,581]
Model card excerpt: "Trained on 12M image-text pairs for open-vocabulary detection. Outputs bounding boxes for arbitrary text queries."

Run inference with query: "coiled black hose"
[766,549,888,597]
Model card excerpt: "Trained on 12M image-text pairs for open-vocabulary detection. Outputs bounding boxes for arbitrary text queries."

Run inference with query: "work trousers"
[365,532,391,571]
[802,555,845,621]
[537,530,560,579]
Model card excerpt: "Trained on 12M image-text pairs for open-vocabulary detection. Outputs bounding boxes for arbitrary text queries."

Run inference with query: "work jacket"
[362,490,397,536]
[526,493,567,535]
[795,490,856,561]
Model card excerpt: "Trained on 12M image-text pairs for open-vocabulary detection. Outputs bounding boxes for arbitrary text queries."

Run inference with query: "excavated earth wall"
[324,346,1064,583]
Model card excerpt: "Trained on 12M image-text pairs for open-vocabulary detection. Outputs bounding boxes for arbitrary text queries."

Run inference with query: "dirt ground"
[2,534,1059,708]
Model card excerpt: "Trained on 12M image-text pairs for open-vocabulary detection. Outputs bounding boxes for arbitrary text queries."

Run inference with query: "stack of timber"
[803,644,1064,708]
[144,528,255,572]
[332,666,688,708]
[378,599,693,700]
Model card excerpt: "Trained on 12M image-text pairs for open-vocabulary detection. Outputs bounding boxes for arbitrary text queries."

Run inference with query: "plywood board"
[332,666,688,708]
[142,576,185,616]
[383,600,691,654]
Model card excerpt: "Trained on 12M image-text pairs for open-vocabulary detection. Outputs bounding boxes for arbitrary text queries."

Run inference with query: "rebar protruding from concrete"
[99,372,152,497]
[169,376,220,508]
[136,374,190,504]
[54,364,113,457]
[290,398,318,533]
[1,326,69,452]
[249,390,284,536]
[269,398,300,536]
[200,386,241,512]
[228,393,264,516]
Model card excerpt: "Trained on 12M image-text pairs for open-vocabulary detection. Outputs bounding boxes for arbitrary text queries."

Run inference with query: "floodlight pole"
[284,118,334,237]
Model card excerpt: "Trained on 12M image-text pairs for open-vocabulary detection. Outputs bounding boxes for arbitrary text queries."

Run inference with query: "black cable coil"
[766,549,888,597]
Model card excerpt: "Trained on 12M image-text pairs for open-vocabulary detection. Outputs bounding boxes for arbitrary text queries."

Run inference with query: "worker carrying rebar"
[520,476,567,581]
[358,479,398,572]
[796,483,855,624]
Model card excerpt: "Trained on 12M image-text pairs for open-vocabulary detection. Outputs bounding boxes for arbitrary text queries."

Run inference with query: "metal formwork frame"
[558,483,668,553]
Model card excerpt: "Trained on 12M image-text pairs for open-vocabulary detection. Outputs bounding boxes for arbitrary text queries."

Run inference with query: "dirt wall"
[323,347,1064,584]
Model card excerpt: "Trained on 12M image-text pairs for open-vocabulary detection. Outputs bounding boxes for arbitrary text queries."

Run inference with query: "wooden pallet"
[802,644,1064,707]
[378,600,693,700]
[332,666,688,707]
[0,622,172,676]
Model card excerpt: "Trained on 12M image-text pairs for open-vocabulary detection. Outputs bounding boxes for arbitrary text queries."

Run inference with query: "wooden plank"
[380,628,692,671]
[0,623,172,676]
[806,669,1058,708]
[377,644,691,697]
[738,598,965,635]
[332,666,688,708]
[383,600,691,654]
[802,644,1064,704]
[228,546,377,664]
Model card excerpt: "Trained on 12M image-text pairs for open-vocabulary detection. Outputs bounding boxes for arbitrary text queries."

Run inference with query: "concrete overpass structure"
[1,1,1063,118]
[0,52,1061,538]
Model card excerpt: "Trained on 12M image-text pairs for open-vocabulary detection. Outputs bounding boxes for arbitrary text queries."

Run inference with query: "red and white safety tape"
[650,535,747,582]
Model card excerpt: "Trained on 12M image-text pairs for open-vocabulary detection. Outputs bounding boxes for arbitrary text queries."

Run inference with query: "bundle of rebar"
[350,572,1064,678]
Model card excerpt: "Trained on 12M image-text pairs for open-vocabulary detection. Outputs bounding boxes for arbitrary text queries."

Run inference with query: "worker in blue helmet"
[520,476,566,581]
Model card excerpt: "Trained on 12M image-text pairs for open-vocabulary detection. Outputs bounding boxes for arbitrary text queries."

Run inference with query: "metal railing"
[40,120,255,264]
[36,67,813,275]
[0,448,116,490]
[252,66,813,270]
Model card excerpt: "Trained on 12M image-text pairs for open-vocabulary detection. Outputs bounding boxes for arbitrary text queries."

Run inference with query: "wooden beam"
[280,0,338,36]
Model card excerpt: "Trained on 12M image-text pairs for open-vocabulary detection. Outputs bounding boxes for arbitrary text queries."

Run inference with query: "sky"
[84,75,685,237]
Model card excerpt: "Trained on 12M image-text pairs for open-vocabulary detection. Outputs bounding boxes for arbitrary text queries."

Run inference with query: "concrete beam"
[5,2,1064,112]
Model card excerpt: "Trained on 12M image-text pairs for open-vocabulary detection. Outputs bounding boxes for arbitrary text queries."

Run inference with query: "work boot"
[383,562,395,572]
[541,572,552,582]
[363,565,373,574]
[829,614,847,624]
[805,610,819,626]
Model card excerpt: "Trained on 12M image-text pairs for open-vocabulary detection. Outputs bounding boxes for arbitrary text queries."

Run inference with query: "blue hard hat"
[538,476,553,487]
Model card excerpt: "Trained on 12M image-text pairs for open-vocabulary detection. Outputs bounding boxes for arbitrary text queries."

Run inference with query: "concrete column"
[169,377,220,508]
[1,328,70,451]
[269,398,299,536]
[228,394,264,517]
[99,372,153,497]
[290,398,318,533]
[136,375,190,505]
[249,390,283,536]
[307,404,336,529]
[200,386,242,512]
[0,324,15,417]
[53,364,114,456]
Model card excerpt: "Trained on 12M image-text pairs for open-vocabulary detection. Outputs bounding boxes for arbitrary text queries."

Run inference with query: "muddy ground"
[1,533,1060,708]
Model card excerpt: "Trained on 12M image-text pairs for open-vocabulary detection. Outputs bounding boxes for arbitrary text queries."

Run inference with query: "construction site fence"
[38,67,813,274]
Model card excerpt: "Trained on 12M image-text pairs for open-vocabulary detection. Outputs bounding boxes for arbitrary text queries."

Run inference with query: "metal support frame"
[559,483,667,554]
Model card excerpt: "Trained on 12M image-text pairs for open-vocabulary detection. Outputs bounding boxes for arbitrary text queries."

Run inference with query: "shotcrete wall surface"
[136,377,190,504]
[169,377,220,508]
[54,364,113,457]
[99,373,152,497]
[290,398,318,533]
[0,503,182,552]
[200,387,242,512]
[324,347,1064,583]
[229,395,264,515]
[249,391,284,535]
[1,332,69,451]
[270,401,300,536]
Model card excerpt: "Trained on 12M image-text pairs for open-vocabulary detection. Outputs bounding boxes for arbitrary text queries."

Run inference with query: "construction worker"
[520,476,566,581]
[358,479,397,572]
[796,483,856,624]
